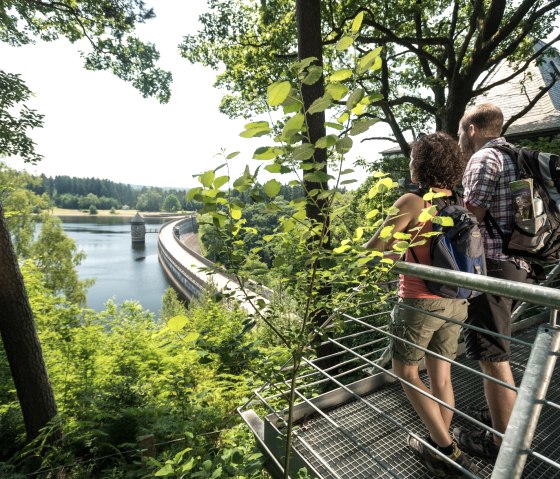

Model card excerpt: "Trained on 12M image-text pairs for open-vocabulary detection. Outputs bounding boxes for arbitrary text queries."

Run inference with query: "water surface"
[59,216,172,314]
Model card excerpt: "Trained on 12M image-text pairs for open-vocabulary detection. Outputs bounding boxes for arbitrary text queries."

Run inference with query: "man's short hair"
[460,103,503,137]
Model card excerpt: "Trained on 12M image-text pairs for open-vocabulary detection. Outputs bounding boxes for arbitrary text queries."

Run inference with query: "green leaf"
[350,118,379,136]
[304,171,333,182]
[282,113,305,140]
[291,56,318,73]
[351,11,365,33]
[213,175,229,189]
[330,69,353,82]
[393,241,410,252]
[366,209,379,219]
[379,225,394,240]
[346,87,365,110]
[354,226,364,240]
[240,121,271,138]
[315,135,338,148]
[340,179,357,185]
[253,147,281,160]
[357,46,383,74]
[371,56,382,71]
[419,205,437,222]
[333,244,351,254]
[267,81,291,106]
[325,121,344,131]
[336,35,354,51]
[186,187,202,200]
[263,179,281,198]
[337,112,350,124]
[265,163,282,173]
[377,177,396,193]
[308,95,333,114]
[230,205,242,220]
[302,65,323,85]
[325,82,348,101]
[226,151,240,160]
[200,171,215,188]
[155,464,175,477]
[336,136,353,154]
[168,315,188,332]
[432,216,454,227]
[293,143,316,161]
[368,93,384,103]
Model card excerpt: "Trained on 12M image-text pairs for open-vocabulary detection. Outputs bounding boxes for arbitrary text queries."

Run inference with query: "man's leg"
[480,360,516,445]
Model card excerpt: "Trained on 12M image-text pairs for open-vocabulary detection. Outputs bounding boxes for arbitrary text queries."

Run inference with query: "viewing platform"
[240,263,560,479]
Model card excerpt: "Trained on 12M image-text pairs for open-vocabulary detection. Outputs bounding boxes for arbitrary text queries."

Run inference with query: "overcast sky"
[2,1,385,189]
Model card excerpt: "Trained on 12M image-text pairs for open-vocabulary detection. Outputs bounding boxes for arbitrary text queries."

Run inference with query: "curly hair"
[410,132,466,189]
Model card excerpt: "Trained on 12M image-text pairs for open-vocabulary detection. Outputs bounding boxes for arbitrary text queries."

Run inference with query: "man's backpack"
[410,193,486,299]
[484,145,560,264]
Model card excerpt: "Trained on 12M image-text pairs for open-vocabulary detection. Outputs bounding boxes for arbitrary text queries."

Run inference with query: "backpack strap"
[480,144,520,240]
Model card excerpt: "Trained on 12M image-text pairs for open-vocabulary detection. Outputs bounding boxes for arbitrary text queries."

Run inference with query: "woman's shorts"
[389,297,468,365]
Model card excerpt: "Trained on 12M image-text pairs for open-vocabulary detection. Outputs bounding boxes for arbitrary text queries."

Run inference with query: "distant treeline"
[29,174,196,212]
[27,175,308,212]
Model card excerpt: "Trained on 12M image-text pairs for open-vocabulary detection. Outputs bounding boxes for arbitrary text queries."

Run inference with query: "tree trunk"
[0,204,58,441]
[296,0,328,222]
[296,0,334,366]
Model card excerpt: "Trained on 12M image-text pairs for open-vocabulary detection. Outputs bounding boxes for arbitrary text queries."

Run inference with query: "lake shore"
[51,208,187,219]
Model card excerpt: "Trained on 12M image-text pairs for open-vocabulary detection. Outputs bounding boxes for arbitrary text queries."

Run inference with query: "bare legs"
[393,355,454,447]
[480,360,516,446]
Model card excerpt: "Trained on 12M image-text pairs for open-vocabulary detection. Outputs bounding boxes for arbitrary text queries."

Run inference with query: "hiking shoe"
[453,427,500,461]
[447,441,480,477]
[407,435,479,477]
[465,406,492,427]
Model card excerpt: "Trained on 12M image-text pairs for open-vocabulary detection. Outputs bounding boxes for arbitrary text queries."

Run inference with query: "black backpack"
[484,145,560,265]
[410,192,486,299]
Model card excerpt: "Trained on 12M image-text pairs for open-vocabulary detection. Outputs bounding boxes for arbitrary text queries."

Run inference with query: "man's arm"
[465,202,487,224]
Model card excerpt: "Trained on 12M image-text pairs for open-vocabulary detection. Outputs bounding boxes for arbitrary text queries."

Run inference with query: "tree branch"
[360,7,450,77]
[474,36,560,96]
[361,136,399,144]
[456,0,485,73]
[502,75,558,134]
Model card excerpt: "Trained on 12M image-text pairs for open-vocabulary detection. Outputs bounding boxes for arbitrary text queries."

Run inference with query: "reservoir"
[58,216,173,314]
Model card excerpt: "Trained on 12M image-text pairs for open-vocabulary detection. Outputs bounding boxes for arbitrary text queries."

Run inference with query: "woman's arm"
[363,193,423,251]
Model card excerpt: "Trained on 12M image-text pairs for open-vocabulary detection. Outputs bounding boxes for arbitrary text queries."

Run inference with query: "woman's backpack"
[410,193,487,299]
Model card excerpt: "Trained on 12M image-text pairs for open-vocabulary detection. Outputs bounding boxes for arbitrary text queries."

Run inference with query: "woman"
[364,132,478,477]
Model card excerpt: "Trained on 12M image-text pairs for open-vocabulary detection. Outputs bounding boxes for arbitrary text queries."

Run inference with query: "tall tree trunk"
[296,0,334,366]
[0,204,58,441]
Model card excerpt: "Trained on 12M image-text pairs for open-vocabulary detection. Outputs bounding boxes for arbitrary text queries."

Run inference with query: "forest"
[1,0,560,478]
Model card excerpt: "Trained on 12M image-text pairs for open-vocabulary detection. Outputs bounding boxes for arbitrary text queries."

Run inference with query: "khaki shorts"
[389,298,468,364]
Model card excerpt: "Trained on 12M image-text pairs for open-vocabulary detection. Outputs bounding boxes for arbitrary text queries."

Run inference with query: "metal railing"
[239,261,560,479]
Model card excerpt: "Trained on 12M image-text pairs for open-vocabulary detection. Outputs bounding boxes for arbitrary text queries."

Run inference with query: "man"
[453,103,530,461]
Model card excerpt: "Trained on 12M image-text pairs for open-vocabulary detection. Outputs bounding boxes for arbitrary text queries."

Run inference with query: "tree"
[0,1,171,442]
[163,193,181,212]
[182,1,560,156]
[136,188,163,211]
[0,204,58,441]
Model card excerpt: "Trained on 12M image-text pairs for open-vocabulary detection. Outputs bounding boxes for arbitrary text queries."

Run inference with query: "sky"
[1,1,385,189]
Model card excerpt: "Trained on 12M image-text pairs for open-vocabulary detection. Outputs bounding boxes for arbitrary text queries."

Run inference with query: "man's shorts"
[389,297,468,364]
[464,259,529,362]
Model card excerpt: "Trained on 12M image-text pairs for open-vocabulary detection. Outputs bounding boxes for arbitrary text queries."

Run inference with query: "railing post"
[492,316,560,479]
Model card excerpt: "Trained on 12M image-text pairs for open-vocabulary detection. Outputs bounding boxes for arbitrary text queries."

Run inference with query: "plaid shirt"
[463,137,517,261]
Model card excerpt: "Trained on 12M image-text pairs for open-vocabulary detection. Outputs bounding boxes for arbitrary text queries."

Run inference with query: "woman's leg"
[393,358,452,447]
[425,354,454,431]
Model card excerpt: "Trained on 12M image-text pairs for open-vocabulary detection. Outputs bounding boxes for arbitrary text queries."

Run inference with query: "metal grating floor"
[295,324,560,478]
